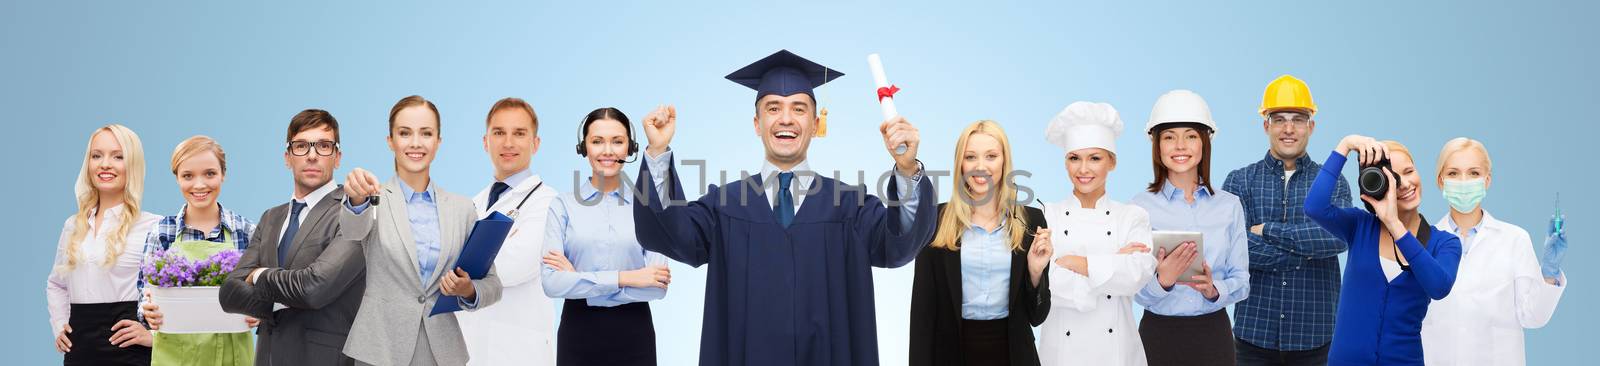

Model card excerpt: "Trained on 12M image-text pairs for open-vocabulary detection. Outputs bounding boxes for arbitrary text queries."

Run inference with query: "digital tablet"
[1151,231,1206,284]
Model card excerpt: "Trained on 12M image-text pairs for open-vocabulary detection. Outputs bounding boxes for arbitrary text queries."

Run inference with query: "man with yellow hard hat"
[1221,75,1354,366]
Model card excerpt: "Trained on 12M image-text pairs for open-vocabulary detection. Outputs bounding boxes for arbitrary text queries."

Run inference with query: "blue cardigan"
[1306,152,1461,365]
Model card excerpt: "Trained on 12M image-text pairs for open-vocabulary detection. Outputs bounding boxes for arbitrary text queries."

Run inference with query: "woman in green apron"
[139,135,257,365]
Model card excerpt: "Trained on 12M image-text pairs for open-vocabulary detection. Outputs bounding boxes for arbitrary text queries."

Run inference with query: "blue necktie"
[486,182,511,209]
[776,172,795,227]
[278,201,307,267]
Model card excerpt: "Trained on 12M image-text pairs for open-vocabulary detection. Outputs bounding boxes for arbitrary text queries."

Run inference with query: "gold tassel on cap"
[817,108,828,137]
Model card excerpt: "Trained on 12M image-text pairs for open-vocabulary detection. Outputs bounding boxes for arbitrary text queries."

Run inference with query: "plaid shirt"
[138,203,256,292]
[1222,152,1351,351]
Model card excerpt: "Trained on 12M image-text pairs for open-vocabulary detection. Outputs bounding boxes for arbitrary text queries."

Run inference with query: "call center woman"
[541,107,670,366]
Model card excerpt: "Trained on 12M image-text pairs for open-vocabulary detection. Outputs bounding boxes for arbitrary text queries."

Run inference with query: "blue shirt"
[1307,151,1461,365]
[1131,182,1251,316]
[346,179,478,308]
[959,219,1011,320]
[398,179,444,286]
[1223,151,1352,351]
[541,178,668,307]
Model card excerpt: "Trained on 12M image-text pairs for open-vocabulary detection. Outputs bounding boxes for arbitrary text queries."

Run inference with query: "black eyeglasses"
[288,140,339,156]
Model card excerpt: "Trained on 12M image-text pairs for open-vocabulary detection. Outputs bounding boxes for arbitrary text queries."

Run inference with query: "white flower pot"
[149,286,249,334]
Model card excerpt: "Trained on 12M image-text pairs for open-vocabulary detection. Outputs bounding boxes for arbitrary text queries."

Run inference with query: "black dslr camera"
[1359,158,1400,200]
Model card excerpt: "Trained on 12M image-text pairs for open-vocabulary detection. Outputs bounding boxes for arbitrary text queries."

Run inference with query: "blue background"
[3,1,1593,364]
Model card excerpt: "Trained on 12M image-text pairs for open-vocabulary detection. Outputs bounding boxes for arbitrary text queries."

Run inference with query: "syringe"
[1553,193,1564,234]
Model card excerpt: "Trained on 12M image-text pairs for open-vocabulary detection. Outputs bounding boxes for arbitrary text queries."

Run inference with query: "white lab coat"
[1038,195,1157,366]
[458,175,560,366]
[1422,210,1565,366]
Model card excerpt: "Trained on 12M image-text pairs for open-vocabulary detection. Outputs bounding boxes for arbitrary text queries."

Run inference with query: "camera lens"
[1359,162,1392,199]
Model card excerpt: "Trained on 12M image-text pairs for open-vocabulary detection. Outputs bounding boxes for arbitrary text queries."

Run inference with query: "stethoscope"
[503,181,546,220]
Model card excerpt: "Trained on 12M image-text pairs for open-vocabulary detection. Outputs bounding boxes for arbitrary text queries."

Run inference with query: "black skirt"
[1139,309,1235,366]
[64,301,151,366]
[959,318,1011,366]
[557,299,656,366]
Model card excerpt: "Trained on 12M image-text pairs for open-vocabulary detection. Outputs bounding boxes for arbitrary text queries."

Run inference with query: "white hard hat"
[1046,101,1124,155]
[1145,89,1217,134]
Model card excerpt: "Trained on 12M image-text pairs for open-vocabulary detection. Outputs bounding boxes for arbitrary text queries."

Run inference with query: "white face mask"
[1441,178,1487,214]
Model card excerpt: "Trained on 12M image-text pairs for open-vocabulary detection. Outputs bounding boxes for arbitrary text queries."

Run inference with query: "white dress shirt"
[45,205,162,336]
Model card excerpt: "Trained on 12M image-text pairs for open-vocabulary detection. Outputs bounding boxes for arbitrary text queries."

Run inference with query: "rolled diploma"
[868,53,906,154]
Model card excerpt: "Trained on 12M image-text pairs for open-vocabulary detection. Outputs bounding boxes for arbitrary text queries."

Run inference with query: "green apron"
[150,230,254,366]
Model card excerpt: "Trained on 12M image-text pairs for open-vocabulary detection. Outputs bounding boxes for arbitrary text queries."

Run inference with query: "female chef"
[1036,101,1158,366]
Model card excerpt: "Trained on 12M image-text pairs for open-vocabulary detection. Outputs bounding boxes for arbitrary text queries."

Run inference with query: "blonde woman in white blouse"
[46,124,162,365]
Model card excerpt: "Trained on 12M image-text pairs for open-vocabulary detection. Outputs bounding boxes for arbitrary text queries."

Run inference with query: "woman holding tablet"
[1128,90,1250,366]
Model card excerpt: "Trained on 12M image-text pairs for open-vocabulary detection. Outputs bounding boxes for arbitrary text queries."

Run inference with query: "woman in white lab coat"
[1421,138,1566,366]
[1037,102,1158,366]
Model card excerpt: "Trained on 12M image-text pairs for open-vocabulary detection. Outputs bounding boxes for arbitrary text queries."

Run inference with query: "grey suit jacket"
[221,188,366,366]
[339,179,503,366]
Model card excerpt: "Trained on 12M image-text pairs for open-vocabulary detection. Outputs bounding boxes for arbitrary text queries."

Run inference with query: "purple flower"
[143,248,243,288]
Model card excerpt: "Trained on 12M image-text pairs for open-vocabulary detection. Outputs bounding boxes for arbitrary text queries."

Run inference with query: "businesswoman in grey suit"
[338,95,504,366]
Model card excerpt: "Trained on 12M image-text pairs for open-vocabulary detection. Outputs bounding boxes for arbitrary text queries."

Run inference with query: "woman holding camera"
[1307,134,1460,366]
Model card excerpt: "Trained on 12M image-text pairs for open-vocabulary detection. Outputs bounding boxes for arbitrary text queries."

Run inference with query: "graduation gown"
[633,155,938,366]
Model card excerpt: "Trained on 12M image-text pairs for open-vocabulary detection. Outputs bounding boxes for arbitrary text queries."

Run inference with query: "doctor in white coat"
[1422,138,1566,366]
[1037,102,1158,366]
[458,98,558,365]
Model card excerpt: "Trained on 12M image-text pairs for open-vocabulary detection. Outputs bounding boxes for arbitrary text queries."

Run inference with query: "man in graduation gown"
[632,49,937,365]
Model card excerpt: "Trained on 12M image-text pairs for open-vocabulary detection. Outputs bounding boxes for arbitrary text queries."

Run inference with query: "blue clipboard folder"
[430,211,513,316]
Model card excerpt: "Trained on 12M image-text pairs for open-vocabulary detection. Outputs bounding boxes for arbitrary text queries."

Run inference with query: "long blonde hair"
[63,124,147,270]
[931,120,1026,251]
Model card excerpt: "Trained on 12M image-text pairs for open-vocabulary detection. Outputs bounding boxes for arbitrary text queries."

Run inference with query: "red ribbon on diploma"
[877,85,900,102]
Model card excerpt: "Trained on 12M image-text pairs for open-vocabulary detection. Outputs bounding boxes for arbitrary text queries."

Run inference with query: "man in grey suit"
[221,109,367,365]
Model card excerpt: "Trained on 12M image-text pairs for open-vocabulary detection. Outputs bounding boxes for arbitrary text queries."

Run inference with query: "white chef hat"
[1045,101,1125,155]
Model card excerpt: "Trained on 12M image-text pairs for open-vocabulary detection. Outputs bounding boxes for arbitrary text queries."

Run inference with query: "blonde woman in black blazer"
[910,120,1054,366]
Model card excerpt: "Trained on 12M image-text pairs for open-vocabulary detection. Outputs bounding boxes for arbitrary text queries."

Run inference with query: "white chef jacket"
[458,171,559,366]
[1038,195,1157,366]
[1422,210,1565,366]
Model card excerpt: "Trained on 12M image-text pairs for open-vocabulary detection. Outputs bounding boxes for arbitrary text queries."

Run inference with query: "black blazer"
[909,204,1049,366]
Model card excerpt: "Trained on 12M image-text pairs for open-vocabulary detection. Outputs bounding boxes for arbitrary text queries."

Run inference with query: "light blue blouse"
[1130,181,1251,316]
[541,178,668,307]
[959,219,1012,320]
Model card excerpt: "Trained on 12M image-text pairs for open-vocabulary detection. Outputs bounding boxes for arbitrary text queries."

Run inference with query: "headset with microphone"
[575,107,639,164]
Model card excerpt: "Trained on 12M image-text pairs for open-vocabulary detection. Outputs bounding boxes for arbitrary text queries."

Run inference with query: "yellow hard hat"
[1260,75,1317,116]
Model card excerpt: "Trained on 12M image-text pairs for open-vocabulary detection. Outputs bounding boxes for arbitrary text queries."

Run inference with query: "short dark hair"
[286,109,340,143]
[485,97,539,134]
